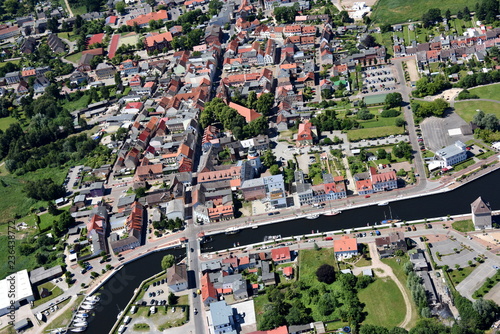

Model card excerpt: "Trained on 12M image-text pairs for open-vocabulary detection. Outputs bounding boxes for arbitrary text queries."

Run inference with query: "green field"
[371,0,479,24]
[33,282,64,307]
[298,248,337,286]
[451,219,474,233]
[381,256,419,328]
[453,100,500,123]
[358,116,401,128]
[469,83,500,101]
[0,166,67,231]
[57,32,79,42]
[65,51,83,64]
[0,117,17,131]
[448,266,476,286]
[62,94,91,112]
[358,277,405,328]
[347,126,405,141]
[0,59,19,68]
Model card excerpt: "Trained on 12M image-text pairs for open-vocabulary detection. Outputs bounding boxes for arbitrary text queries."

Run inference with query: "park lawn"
[358,116,400,128]
[448,266,476,286]
[62,94,91,112]
[298,248,337,287]
[70,4,88,16]
[65,51,83,64]
[454,100,500,122]
[469,83,500,101]
[381,256,420,328]
[371,0,479,24]
[0,59,20,68]
[358,277,405,328]
[347,126,404,141]
[452,219,474,233]
[39,206,72,232]
[0,117,17,131]
[253,293,268,328]
[57,32,79,42]
[33,282,64,307]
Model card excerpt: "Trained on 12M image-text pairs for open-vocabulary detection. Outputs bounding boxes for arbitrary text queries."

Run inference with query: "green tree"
[168,291,178,305]
[262,149,276,168]
[316,264,335,284]
[161,254,175,270]
[385,92,403,109]
[269,164,280,175]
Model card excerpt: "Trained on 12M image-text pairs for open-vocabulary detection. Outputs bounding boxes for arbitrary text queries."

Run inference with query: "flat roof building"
[0,270,35,316]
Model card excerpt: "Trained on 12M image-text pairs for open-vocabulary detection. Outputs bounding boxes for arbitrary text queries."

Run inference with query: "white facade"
[0,270,34,316]
[434,141,467,167]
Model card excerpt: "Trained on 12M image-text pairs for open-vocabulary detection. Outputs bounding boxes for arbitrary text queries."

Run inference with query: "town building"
[433,141,467,168]
[208,301,237,334]
[333,235,358,259]
[471,196,492,230]
[167,263,188,292]
[375,232,407,258]
[0,270,34,316]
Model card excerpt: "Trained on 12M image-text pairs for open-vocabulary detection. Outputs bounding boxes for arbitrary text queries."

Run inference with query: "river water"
[90,169,499,333]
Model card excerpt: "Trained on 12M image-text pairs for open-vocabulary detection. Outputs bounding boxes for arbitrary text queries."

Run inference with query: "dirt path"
[368,242,413,329]
[64,0,74,18]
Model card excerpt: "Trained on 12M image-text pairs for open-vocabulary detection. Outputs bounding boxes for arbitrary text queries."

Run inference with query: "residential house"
[271,247,291,263]
[201,273,218,307]
[375,232,407,258]
[126,10,168,27]
[33,76,50,94]
[209,301,237,334]
[135,163,163,181]
[89,182,105,197]
[333,235,358,259]
[297,120,317,145]
[95,63,116,80]
[260,260,276,285]
[145,31,173,52]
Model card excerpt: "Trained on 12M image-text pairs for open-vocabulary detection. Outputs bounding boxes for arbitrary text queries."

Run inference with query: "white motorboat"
[85,296,100,302]
[224,227,240,235]
[71,326,86,332]
[377,201,389,206]
[306,214,320,219]
[80,304,94,310]
[76,312,88,317]
[324,210,341,216]
[73,321,87,327]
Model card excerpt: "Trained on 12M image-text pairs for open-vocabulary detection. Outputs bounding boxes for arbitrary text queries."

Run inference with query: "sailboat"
[381,206,400,224]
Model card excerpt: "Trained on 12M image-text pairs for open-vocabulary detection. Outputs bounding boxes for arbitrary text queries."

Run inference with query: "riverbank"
[201,157,500,239]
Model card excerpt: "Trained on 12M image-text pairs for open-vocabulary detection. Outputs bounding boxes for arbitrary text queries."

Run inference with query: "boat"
[80,304,94,310]
[264,235,281,241]
[117,311,123,319]
[71,327,86,332]
[73,321,87,327]
[252,225,259,229]
[324,210,341,216]
[76,312,88,317]
[224,227,240,235]
[306,214,320,219]
[381,219,401,224]
[49,328,66,334]
[85,296,99,302]
[378,201,389,206]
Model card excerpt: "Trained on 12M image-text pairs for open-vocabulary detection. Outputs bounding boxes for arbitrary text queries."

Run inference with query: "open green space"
[347,126,405,141]
[468,83,500,101]
[57,32,79,42]
[0,166,67,230]
[371,0,479,24]
[381,256,419,328]
[65,51,83,64]
[358,116,401,128]
[0,117,17,131]
[298,248,337,286]
[33,282,64,307]
[62,94,91,112]
[452,219,475,233]
[358,277,405,328]
[448,266,476,286]
[69,4,88,16]
[0,59,20,68]
[454,100,500,123]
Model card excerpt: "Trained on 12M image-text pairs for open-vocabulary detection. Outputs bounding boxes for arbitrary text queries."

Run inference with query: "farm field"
[453,100,500,123]
[371,0,479,25]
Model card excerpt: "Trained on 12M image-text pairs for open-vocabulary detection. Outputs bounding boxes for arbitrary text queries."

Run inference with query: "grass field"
[454,101,500,123]
[452,219,474,233]
[358,116,401,128]
[33,282,64,307]
[62,94,91,112]
[57,32,79,42]
[371,0,479,24]
[65,51,83,64]
[347,126,405,141]
[0,59,20,69]
[358,277,405,328]
[469,83,500,101]
[70,4,87,16]
[381,256,419,328]
[0,166,67,232]
[448,266,476,286]
[0,117,17,131]
[298,248,337,286]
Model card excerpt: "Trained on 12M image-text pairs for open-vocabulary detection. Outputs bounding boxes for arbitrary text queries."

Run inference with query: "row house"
[355,167,398,195]
[120,59,139,75]
[285,35,316,50]
[144,31,173,52]
[126,10,168,27]
[283,25,316,37]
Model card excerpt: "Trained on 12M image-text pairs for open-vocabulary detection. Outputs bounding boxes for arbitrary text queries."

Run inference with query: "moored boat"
[224,227,240,235]
[306,214,320,219]
[377,201,389,206]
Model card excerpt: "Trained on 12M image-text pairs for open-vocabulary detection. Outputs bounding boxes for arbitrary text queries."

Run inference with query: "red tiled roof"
[126,10,168,26]
[271,247,291,262]
[145,31,173,48]
[228,102,261,122]
[108,34,120,59]
[334,235,357,253]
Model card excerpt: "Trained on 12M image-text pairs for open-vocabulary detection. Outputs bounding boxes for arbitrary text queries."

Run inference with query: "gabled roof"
[333,235,357,253]
[271,247,291,262]
[228,102,261,123]
[126,10,168,26]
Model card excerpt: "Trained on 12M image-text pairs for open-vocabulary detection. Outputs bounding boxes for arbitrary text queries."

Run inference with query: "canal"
[92,169,499,333]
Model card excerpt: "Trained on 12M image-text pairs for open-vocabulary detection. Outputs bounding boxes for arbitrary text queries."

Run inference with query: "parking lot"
[139,279,169,307]
[429,238,478,268]
[361,65,398,94]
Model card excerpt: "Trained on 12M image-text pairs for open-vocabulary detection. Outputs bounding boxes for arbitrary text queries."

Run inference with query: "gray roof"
[471,196,491,214]
[435,141,466,158]
[74,194,86,203]
[117,194,136,207]
[29,265,63,284]
[210,301,235,328]
[240,178,264,189]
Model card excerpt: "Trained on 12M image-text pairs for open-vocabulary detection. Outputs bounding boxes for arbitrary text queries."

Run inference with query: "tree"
[262,149,276,168]
[393,142,412,159]
[360,325,389,334]
[168,291,178,305]
[161,254,175,270]
[380,24,392,33]
[422,8,442,27]
[395,118,406,127]
[385,92,403,109]
[317,292,337,316]
[269,164,280,175]
[361,34,377,48]
[114,72,122,86]
[445,9,451,20]
[24,178,65,201]
[256,92,274,116]
[377,149,387,160]
[316,264,335,284]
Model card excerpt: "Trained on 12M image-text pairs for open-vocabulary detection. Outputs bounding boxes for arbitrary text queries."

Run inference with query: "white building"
[0,270,35,316]
[434,141,467,168]
[208,301,237,334]
[263,174,287,209]
[162,199,185,221]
